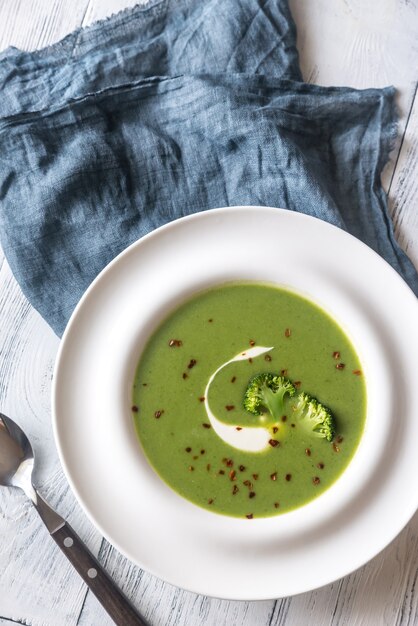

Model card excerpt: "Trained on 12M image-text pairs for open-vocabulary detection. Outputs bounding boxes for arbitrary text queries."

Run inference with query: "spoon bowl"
[0,413,35,496]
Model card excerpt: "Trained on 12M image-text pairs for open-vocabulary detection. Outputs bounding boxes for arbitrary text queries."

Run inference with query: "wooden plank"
[281,511,418,626]
[289,0,418,111]
[82,0,138,24]
[0,0,90,51]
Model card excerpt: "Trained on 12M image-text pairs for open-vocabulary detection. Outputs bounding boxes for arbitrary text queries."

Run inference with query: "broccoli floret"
[292,391,335,442]
[243,373,296,422]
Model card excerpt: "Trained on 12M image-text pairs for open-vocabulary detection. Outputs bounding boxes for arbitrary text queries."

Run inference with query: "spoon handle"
[51,522,146,626]
[34,494,146,626]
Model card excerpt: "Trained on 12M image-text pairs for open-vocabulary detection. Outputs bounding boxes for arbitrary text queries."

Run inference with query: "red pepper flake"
[243,480,253,488]
[185,447,192,453]
[280,369,288,376]
[154,410,164,418]
[270,472,277,481]
[353,369,362,376]
[248,358,253,364]
[206,463,211,471]
[305,448,311,456]
[232,485,239,495]
[231,376,236,383]
[285,473,292,481]
[336,363,345,370]
[236,427,243,431]
[285,328,291,338]
[198,396,205,402]
[246,514,253,519]
[225,459,234,467]
[188,466,194,471]
[229,470,236,481]
[294,381,301,388]
[218,470,225,475]
[188,359,197,369]
[200,449,205,455]
[225,405,235,411]
[333,351,340,359]
[268,439,279,447]
[249,339,256,346]
[333,443,340,453]
[317,462,324,469]
[239,465,246,472]
[182,372,188,380]
[249,492,256,499]
[169,339,182,347]
[252,473,259,480]
[274,502,280,509]
[272,426,279,434]
[336,435,344,443]
[265,354,272,362]
[312,476,320,485]
[202,423,211,429]
[131,405,139,413]
[281,415,287,422]
[208,498,214,504]
[208,318,213,323]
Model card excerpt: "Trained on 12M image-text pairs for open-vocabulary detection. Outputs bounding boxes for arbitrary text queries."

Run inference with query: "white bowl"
[52,206,418,600]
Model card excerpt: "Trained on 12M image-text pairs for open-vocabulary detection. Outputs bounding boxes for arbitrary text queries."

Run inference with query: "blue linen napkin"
[0,0,416,336]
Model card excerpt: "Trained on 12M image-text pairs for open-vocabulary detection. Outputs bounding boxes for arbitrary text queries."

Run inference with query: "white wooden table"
[0,1,417,624]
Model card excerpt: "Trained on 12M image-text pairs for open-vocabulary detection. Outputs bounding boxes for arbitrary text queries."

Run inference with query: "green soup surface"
[132,283,366,518]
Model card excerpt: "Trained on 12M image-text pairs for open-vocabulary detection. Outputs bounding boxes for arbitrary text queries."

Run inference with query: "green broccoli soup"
[132,283,366,518]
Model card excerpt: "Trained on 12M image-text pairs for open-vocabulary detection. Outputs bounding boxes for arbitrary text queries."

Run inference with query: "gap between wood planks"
[0,616,33,625]
[388,82,418,196]
[267,597,292,626]
[80,0,94,29]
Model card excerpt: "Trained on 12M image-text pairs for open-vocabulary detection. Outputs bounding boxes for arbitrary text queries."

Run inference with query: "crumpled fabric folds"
[0,0,416,335]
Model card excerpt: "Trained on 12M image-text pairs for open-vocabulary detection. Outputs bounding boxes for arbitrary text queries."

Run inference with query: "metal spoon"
[0,412,147,626]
